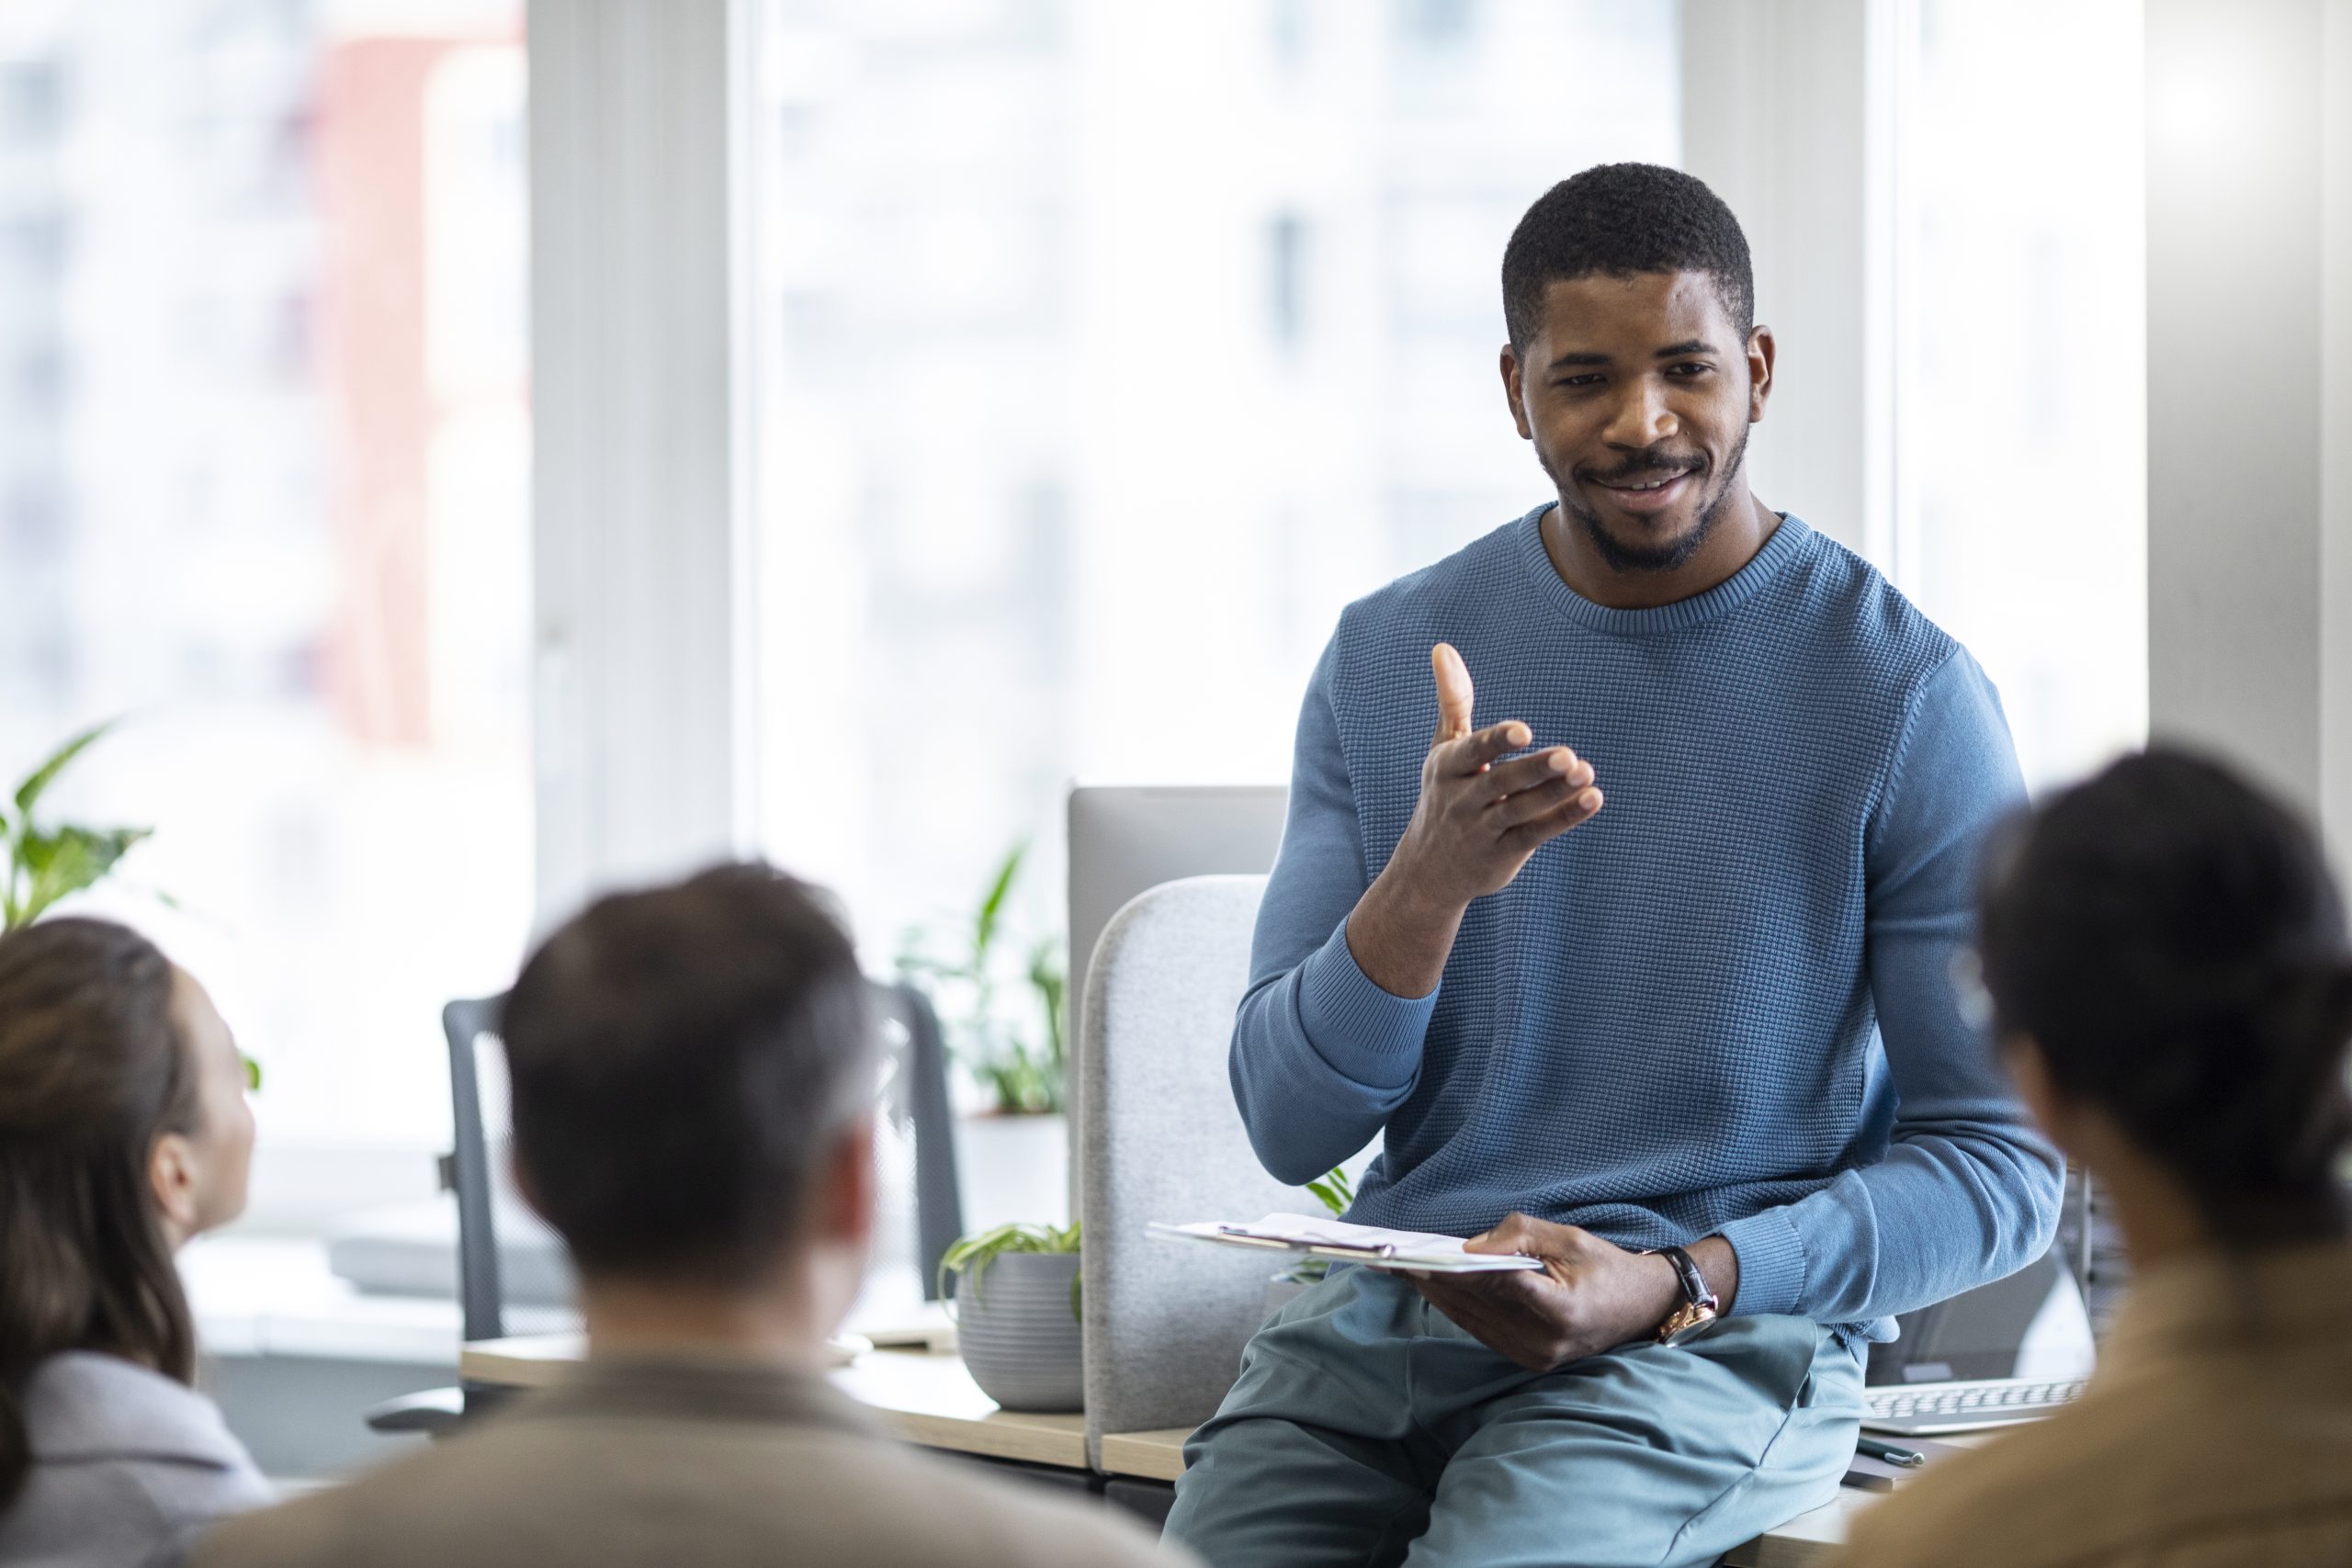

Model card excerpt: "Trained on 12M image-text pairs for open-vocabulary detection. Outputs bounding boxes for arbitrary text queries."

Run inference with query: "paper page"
[1220,1213,1487,1258]
[1148,1213,1544,1271]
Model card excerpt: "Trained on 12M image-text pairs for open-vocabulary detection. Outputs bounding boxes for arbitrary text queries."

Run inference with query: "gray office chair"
[1080,874,1311,1467]
[360,996,516,1435]
[365,981,964,1438]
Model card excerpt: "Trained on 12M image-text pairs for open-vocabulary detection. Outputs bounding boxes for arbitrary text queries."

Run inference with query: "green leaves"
[8,824,153,931]
[0,724,237,1084]
[936,1220,1082,1315]
[3,722,153,932]
[899,839,1069,1116]
[1278,1172,1352,1284]
[15,720,113,818]
[974,840,1024,960]
[1305,1167,1354,1219]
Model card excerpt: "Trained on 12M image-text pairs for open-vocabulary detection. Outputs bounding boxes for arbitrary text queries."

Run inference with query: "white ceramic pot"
[955,1111,1069,1234]
[956,1250,1084,1413]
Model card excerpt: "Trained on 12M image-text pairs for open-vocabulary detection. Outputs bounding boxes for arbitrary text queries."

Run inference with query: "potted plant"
[900,841,1069,1232]
[3,722,153,932]
[938,1220,1082,1413]
[1264,1167,1356,1315]
[2,723,257,1089]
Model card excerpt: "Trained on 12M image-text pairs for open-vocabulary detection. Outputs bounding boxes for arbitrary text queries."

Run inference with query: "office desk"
[463,1336,1899,1565]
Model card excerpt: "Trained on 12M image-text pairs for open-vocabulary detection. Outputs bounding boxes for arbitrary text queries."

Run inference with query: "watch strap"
[1647,1244,1716,1311]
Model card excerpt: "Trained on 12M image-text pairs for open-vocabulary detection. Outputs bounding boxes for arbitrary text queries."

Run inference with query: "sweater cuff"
[1718,1206,1808,1317]
[1294,918,1439,1091]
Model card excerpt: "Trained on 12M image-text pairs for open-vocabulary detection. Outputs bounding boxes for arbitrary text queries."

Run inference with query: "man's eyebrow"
[1545,351,1612,369]
[1655,339,1715,357]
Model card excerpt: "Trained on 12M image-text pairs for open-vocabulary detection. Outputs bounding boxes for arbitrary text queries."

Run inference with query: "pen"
[1857,1436,1926,1469]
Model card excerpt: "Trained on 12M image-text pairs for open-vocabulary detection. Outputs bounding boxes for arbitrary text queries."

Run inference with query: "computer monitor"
[1867,1247,2098,1386]
[1066,783,1289,1032]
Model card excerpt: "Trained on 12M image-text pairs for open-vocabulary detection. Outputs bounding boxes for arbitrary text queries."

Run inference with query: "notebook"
[1149,1213,1548,1274]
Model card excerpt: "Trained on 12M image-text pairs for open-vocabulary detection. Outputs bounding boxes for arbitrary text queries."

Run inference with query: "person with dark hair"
[1165,162,2059,1565]
[0,918,268,1565]
[196,863,1182,1568]
[1835,750,2352,1567]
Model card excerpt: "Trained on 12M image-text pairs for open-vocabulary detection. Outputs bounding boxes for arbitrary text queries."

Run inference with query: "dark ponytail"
[0,919,198,1511]
[1978,750,2352,1248]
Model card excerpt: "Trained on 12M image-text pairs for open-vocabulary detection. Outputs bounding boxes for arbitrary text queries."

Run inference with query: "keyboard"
[1862,1376,2088,1436]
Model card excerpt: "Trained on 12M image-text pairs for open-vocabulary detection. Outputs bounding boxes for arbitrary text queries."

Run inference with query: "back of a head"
[0,918,198,1509]
[1501,161,1755,352]
[502,863,876,1287]
[1978,749,2352,1245]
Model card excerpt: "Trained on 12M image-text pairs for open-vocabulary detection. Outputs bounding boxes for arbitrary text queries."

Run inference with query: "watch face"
[1659,1303,1721,1347]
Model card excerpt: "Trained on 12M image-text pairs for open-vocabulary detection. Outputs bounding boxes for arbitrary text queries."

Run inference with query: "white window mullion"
[528,0,754,927]
[1679,0,1895,569]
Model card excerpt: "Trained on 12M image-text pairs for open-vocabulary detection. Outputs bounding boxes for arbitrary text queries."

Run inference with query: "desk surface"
[463,1336,1908,1565]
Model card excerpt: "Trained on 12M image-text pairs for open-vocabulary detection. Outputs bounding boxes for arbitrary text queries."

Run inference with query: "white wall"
[2145,0,2352,844]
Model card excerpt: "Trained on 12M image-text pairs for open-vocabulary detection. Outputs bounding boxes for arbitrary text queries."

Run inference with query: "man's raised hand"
[1402,643,1602,909]
[1342,643,1602,998]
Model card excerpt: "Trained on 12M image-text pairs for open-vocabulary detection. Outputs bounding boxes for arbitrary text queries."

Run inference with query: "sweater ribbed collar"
[1511,501,1815,636]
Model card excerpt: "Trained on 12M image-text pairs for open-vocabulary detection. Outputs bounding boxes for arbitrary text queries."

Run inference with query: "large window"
[752,0,1683,954]
[0,0,530,1169]
[1894,0,2147,788]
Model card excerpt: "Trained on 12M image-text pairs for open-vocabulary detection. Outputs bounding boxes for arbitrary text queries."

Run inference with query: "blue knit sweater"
[1232,506,2063,1338]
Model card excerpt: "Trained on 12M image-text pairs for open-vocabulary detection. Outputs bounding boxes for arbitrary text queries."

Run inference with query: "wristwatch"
[1644,1245,1721,1346]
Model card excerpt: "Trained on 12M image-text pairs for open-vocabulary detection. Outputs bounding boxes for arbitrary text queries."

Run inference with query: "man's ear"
[812,1113,877,1251]
[1746,324,1775,422]
[149,1131,200,1245]
[1499,344,1533,440]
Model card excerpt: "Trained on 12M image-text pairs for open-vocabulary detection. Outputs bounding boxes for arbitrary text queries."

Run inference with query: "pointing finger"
[1430,643,1475,743]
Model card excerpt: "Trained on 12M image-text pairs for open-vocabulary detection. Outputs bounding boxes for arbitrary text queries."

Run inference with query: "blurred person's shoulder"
[1831,1349,2352,1568]
[0,1352,270,1568]
[191,1360,1188,1568]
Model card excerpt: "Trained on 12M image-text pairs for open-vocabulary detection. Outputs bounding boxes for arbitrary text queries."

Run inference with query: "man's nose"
[1600,376,1676,449]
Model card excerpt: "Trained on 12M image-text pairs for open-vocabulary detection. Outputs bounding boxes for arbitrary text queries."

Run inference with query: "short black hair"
[503,863,876,1286]
[1978,750,2352,1247]
[1501,163,1755,352]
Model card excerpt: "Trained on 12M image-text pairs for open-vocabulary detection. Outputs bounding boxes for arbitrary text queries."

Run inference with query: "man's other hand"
[1408,1214,1688,1372]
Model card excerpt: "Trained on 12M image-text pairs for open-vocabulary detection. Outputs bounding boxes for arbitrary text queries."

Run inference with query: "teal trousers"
[1162,1268,1860,1568]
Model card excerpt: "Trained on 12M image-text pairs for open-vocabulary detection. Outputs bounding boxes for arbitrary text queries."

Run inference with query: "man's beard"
[1548,426,1748,574]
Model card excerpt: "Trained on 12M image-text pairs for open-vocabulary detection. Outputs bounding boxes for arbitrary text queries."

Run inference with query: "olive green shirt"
[194,1355,1186,1568]
[1835,1241,2352,1568]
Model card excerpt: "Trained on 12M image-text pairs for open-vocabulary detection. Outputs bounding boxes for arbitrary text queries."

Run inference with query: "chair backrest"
[443,994,508,1346]
[445,981,965,1351]
[874,980,965,1299]
[1080,874,1306,1462]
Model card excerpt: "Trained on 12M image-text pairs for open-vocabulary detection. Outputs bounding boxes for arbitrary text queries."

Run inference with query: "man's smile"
[1587,465,1701,516]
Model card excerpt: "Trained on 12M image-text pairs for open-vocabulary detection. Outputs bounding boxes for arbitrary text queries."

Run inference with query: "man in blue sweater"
[1161,164,2063,1567]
